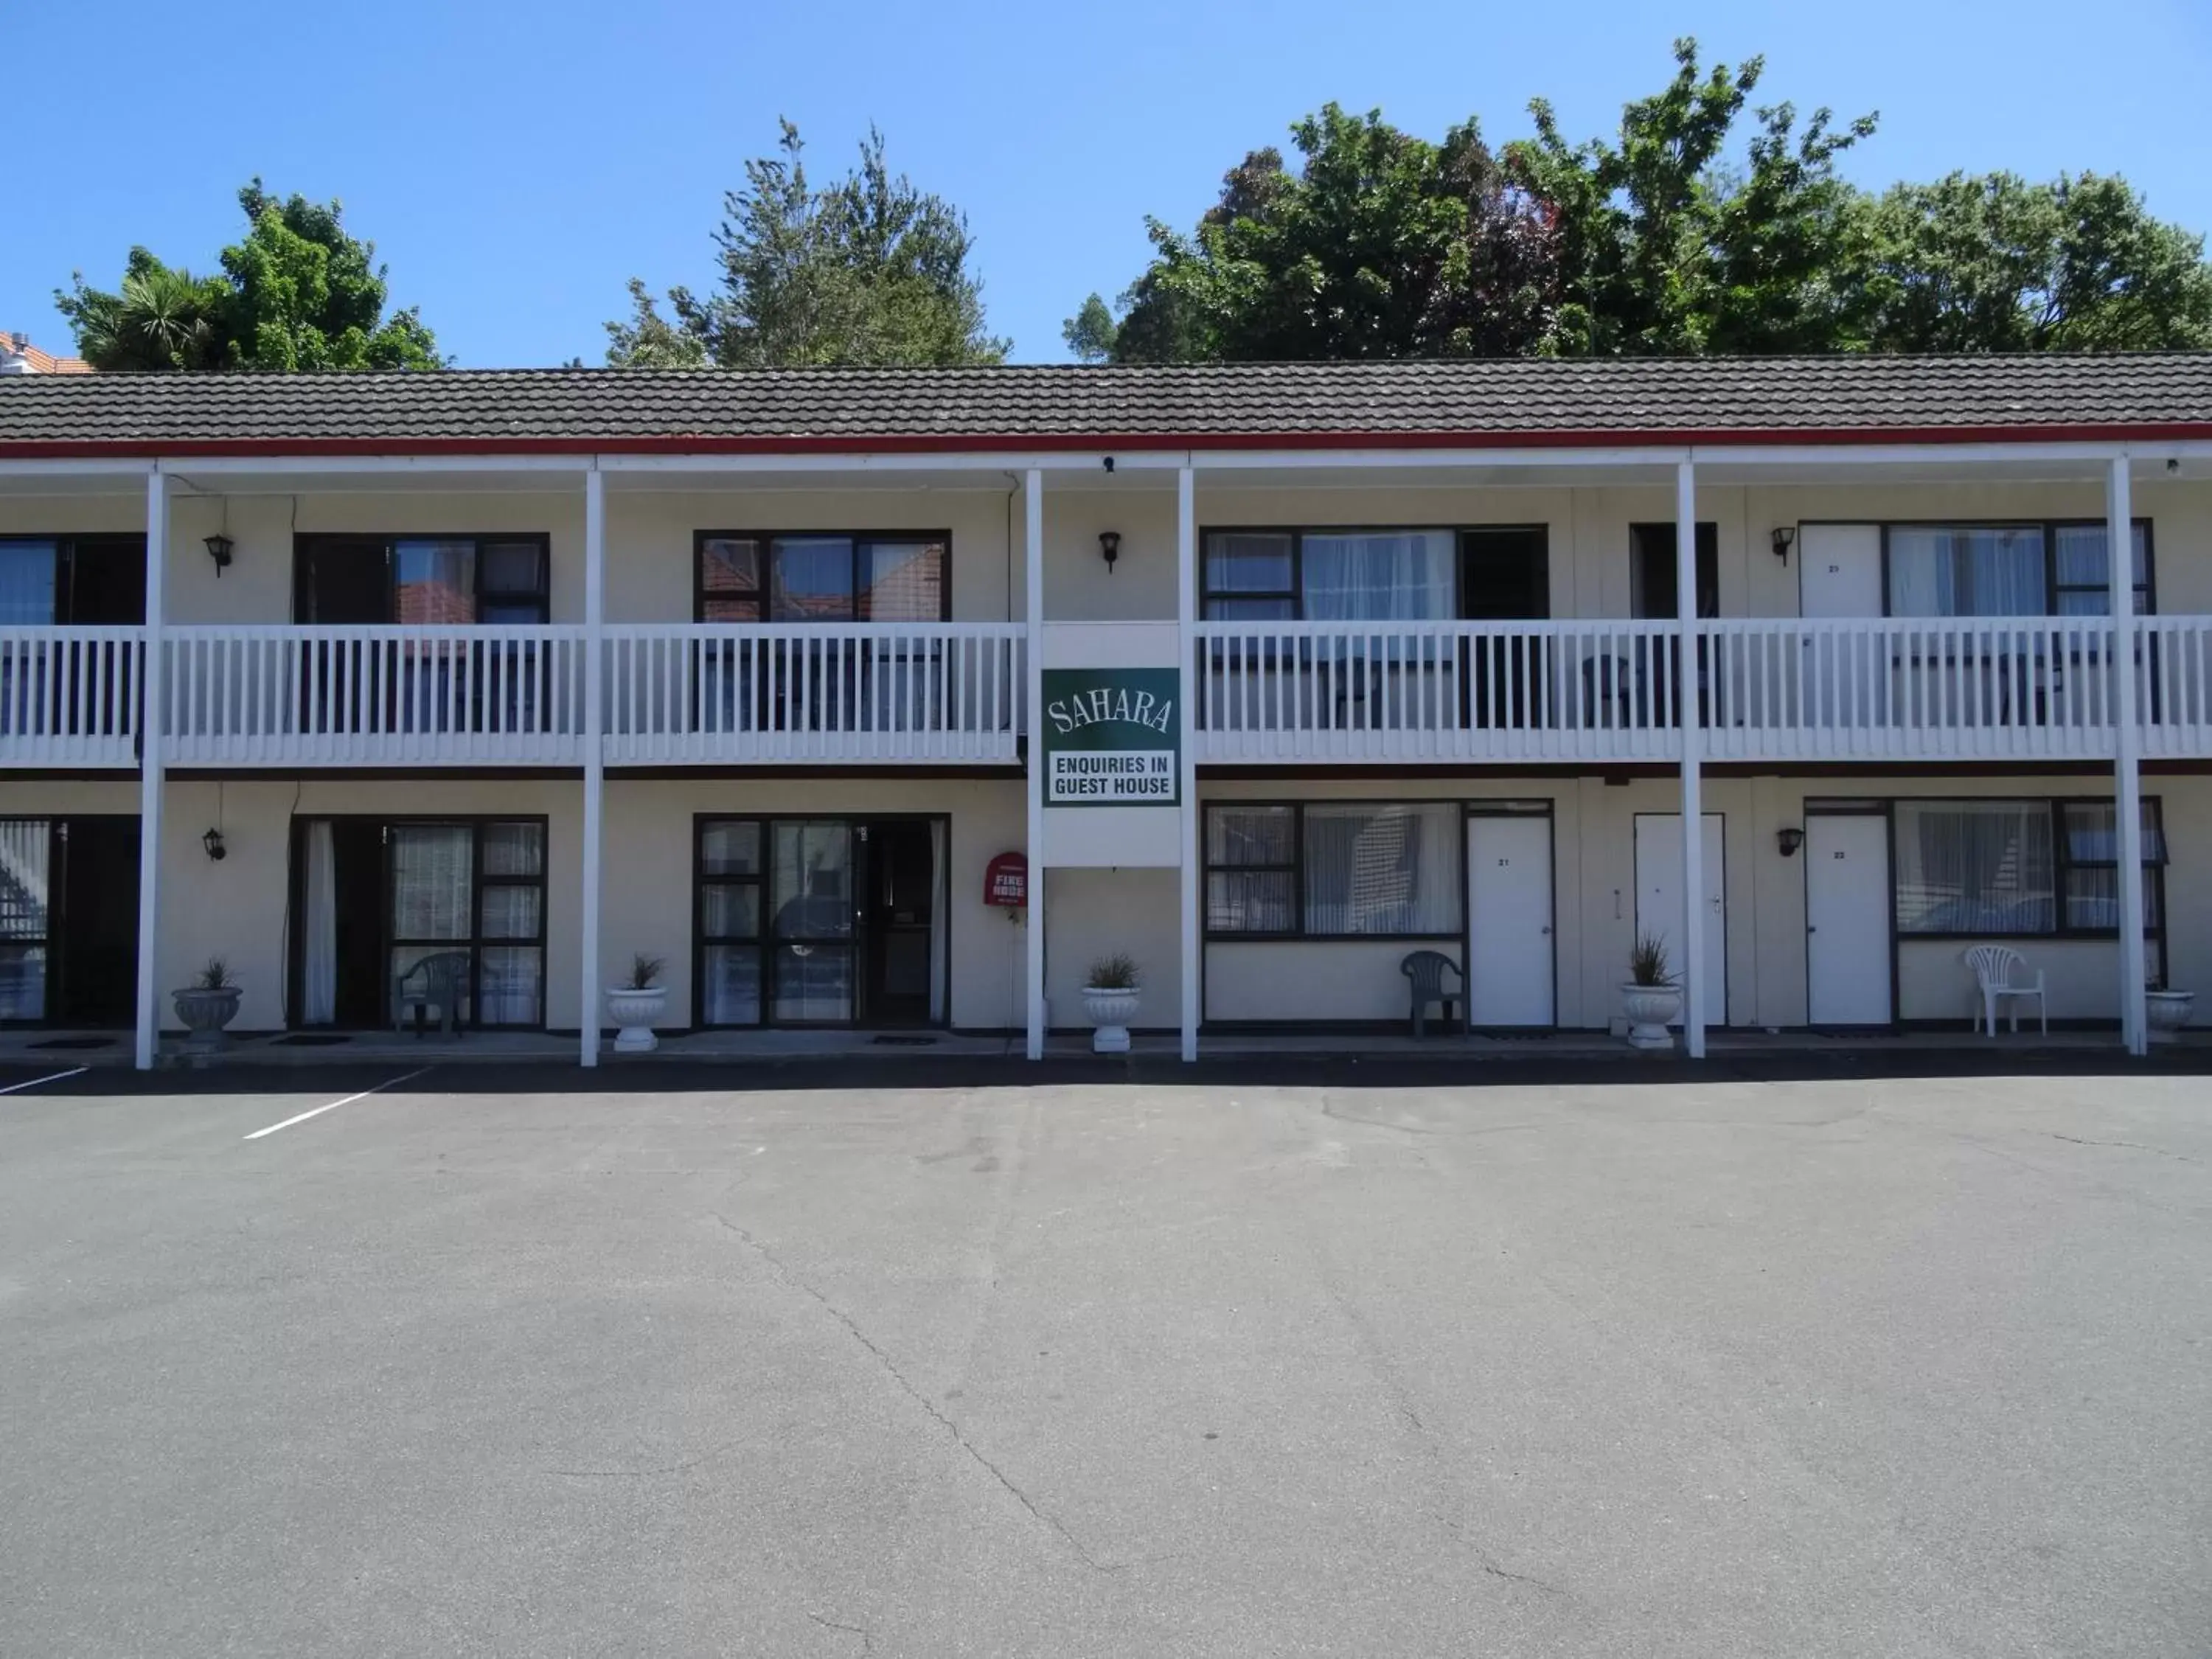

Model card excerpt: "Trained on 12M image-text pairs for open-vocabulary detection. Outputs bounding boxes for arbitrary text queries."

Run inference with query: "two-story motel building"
[1,356,2207,1068]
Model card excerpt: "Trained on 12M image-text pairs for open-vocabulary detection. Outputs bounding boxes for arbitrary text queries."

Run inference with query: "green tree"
[58,181,442,370]
[1504,38,1877,355]
[1862,171,2212,352]
[1062,293,1119,363]
[1099,106,1558,362]
[609,122,1008,368]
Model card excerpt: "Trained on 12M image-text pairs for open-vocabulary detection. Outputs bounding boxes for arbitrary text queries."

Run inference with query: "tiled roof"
[2,356,2211,453]
[0,333,91,376]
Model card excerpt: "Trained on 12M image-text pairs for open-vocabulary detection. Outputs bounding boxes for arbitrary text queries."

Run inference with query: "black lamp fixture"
[203,532,234,576]
[1770,525,1797,565]
[1099,530,1121,574]
[202,827,227,861]
[1776,825,1806,858]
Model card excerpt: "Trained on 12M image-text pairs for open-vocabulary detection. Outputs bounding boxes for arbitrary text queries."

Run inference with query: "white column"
[1675,456,1705,1060]
[133,469,170,1071]
[1177,465,1199,1062]
[2108,454,2147,1055]
[1023,469,1046,1060]
[580,465,606,1067]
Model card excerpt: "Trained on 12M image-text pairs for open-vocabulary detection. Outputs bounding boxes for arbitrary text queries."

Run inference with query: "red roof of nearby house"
[1,334,91,375]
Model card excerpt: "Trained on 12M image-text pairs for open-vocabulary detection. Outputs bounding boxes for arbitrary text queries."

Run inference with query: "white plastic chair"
[1963,945,2046,1037]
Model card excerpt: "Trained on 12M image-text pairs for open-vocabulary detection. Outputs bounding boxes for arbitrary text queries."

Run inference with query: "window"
[697,819,765,1026]
[0,818,50,1020]
[1200,529,1455,622]
[0,536,146,625]
[386,819,546,1028]
[695,818,855,1026]
[1893,798,2166,975]
[1885,521,2152,618]
[694,533,949,623]
[294,534,551,625]
[1205,802,1460,938]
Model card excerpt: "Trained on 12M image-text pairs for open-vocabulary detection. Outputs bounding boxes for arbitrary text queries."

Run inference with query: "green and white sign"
[1040,667,1180,807]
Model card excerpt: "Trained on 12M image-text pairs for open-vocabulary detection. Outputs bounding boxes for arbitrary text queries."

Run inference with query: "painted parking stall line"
[243,1068,433,1141]
[0,1066,90,1097]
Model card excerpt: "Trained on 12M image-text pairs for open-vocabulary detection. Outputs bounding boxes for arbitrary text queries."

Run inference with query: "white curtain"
[1301,532,1455,622]
[1894,800,2054,934]
[1888,526,2045,616]
[1301,803,1458,936]
[0,818,50,1020]
[929,820,948,1023]
[302,820,337,1024]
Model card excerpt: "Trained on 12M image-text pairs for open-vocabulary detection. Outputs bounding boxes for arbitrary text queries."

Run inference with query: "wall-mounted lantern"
[1098,530,1121,574]
[1770,525,1797,566]
[1776,826,1805,858]
[203,533,235,577]
[202,827,228,861]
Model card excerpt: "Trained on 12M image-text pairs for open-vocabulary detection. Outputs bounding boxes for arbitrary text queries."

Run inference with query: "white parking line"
[243,1068,432,1141]
[0,1066,89,1097]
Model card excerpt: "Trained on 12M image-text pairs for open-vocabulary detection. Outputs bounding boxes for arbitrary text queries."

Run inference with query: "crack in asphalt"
[2048,1133,2201,1164]
[807,1611,873,1653]
[714,1213,1129,1574]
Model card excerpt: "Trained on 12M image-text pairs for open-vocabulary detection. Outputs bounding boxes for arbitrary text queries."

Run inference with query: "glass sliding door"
[771,820,855,1023]
[0,818,51,1021]
[698,820,765,1026]
[389,824,475,1026]
[478,822,546,1026]
[382,819,547,1030]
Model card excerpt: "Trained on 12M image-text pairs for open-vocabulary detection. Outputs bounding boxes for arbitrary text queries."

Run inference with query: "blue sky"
[7,0,2209,367]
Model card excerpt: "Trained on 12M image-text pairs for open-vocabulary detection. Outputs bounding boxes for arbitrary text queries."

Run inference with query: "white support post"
[1023,469,1046,1060]
[1675,457,1706,1060]
[133,469,170,1071]
[580,465,606,1067]
[2108,454,2147,1055]
[1177,465,1199,1062]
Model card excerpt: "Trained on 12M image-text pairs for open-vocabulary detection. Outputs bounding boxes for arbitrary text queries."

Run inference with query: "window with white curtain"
[0,818,50,1020]
[1205,802,1460,937]
[1885,521,2154,617]
[1893,799,2166,960]
[1201,529,1455,621]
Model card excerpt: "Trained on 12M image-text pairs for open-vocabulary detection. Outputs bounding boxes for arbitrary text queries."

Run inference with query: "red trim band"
[4,422,2211,460]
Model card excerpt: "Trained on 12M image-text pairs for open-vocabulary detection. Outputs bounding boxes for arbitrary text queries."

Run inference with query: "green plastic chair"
[393,950,473,1037]
[1399,950,1463,1038]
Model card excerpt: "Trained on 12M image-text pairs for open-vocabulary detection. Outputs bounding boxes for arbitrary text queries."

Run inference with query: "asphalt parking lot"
[2,1052,2208,1658]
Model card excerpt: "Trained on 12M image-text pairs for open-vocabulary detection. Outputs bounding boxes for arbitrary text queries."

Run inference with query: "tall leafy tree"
[1862,171,2212,352]
[1088,106,1558,362]
[58,181,442,370]
[1503,39,1877,355]
[609,122,1007,368]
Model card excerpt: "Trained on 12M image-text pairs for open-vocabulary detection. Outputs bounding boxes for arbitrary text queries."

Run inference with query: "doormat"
[271,1034,353,1047]
[29,1036,115,1051]
[871,1034,938,1046]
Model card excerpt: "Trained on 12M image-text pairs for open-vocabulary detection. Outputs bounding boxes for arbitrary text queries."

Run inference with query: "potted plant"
[2145,987,2195,1043]
[173,957,242,1054]
[607,954,669,1054]
[1620,933,1681,1051]
[1082,953,1141,1054]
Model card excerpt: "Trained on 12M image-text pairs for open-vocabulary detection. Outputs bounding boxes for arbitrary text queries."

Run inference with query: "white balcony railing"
[1703,617,2121,761]
[2137,616,2212,758]
[0,627,145,767]
[604,622,1025,763]
[164,626,588,766]
[1194,620,1686,762]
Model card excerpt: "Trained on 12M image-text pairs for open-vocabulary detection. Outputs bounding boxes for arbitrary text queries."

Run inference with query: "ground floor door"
[858,820,942,1027]
[1466,812,1553,1027]
[1806,813,1893,1026]
[1635,813,1727,1026]
[54,817,139,1027]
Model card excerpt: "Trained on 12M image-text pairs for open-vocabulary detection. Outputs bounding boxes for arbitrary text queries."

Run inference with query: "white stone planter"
[1619,983,1682,1051]
[1082,986,1140,1054]
[171,985,242,1054]
[606,986,669,1054]
[2146,990,2194,1043]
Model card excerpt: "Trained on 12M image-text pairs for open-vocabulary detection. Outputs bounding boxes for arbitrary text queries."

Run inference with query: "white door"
[1798,524,1888,730]
[1806,814,1892,1026]
[1635,813,1727,1026]
[1467,814,1554,1026]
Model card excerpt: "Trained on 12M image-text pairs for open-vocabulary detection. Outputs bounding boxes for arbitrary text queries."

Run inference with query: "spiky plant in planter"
[173,956,243,1055]
[1621,932,1682,1051]
[1082,953,1141,1054]
[606,952,670,1054]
